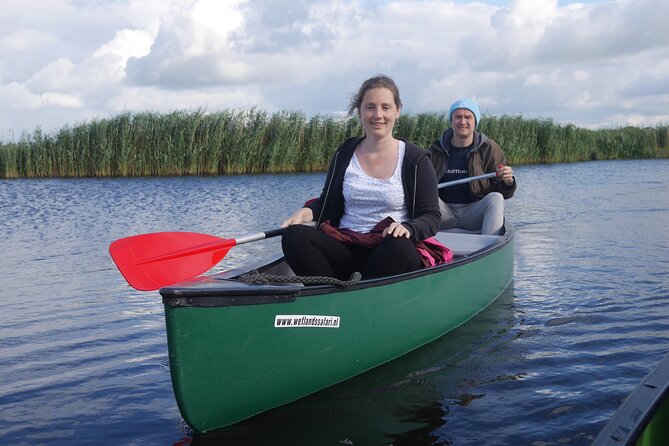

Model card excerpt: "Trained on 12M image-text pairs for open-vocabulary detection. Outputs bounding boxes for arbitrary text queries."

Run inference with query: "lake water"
[1,159,668,445]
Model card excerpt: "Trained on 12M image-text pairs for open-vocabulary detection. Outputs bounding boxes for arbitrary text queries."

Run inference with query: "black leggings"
[281,225,422,280]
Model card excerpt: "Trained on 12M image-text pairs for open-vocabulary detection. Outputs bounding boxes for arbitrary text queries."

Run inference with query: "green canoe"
[593,350,669,446]
[159,225,515,433]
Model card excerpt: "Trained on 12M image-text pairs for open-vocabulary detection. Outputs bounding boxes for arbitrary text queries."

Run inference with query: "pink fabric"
[417,237,453,266]
[319,217,452,268]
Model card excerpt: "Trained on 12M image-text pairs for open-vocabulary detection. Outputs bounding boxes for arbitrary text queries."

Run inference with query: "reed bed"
[1,110,667,178]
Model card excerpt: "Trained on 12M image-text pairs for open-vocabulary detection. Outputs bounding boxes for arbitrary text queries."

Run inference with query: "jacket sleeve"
[428,141,441,173]
[483,140,517,199]
[403,154,441,242]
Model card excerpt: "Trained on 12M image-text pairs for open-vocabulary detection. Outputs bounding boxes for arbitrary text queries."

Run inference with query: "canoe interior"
[162,228,509,304]
[160,225,515,433]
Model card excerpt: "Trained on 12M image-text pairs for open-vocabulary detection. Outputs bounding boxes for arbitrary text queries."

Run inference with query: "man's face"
[451,108,476,140]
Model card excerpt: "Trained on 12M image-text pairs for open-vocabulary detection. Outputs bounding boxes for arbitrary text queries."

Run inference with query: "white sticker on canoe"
[274,315,340,328]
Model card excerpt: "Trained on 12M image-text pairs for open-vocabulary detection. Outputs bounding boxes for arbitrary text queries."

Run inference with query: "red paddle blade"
[109,232,236,291]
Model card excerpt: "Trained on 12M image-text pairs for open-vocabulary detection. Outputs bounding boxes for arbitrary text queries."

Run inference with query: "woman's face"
[358,87,400,140]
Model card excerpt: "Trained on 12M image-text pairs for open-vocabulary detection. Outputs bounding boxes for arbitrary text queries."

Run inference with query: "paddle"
[438,171,497,189]
[110,173,499,291]
[109,224,314,291]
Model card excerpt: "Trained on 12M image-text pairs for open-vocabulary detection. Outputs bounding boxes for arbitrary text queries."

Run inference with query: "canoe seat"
[434,231,503,257]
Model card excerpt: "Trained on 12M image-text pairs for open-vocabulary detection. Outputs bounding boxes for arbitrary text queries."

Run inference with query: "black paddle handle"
[264,221,316,240]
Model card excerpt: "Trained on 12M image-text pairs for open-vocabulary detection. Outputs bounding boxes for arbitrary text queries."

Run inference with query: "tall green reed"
[1,110,667,179]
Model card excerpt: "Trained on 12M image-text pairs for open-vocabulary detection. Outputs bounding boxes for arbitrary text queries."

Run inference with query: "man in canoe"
[429,98,516,235]
[280,75,445,280]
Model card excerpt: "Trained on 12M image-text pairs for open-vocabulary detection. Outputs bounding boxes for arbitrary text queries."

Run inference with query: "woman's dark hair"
[348,75,402,116]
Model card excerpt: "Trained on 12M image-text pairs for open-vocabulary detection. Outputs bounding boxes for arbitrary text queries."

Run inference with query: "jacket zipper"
[317,150,339,226]
[412,162,417,219]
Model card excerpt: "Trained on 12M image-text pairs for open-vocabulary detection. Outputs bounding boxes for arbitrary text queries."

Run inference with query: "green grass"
[1,110,667,178]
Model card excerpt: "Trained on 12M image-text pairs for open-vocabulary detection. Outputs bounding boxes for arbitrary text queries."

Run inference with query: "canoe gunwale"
[160,225,514,308]
[163,292,298,308]
[593,350,669,445]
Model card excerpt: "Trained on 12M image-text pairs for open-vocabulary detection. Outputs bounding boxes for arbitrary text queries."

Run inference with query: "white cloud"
[106,86,264,113]
[0,81,82,110]
[1,0,669,139]
[26,58,76,92]
[126,0,250,87]
[1,28,57,53]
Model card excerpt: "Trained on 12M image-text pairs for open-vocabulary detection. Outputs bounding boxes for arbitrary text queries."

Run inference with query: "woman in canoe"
[281,74,442,280]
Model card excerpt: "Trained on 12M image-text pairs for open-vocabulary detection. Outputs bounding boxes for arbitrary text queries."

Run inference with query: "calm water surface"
[1,159,668,445]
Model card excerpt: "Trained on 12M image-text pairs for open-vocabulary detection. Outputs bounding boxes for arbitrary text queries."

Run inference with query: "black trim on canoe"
[161,225,514,308]
[592,350,669,445]
[161,280,299,307]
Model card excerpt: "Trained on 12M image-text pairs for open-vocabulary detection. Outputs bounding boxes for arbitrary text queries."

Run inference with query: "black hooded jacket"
[429,128,516,202]
[306,137,440,242]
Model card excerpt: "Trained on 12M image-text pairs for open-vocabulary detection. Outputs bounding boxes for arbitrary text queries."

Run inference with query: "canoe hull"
[162,229,514,432]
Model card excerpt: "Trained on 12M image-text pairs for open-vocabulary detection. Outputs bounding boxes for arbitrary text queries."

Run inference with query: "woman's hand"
[497,164,514,185]
[281,207,314,228]
[382,222,410,238]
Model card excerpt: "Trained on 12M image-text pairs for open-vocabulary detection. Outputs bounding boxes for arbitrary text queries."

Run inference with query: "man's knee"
[484,191,503,204]
[482,192,504,211]
[439,199,457,229]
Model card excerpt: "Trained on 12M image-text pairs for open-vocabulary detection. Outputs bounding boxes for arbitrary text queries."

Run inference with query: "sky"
[1,0,668,140]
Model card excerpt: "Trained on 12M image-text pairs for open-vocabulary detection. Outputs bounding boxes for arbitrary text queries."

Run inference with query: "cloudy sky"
[1,0,668,140]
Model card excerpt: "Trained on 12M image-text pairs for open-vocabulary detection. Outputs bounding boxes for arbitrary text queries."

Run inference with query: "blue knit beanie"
[449,98,481,128]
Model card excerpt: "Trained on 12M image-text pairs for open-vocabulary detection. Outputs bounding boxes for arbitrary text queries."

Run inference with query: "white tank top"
[339,141,408,233]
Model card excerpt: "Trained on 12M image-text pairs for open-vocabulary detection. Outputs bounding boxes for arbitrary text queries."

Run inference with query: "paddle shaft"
[438,171,497,189]
[235,227,288,245]
[135,222,315,266]
[234,221,315,245]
